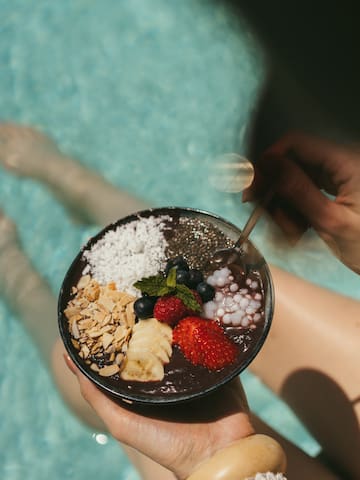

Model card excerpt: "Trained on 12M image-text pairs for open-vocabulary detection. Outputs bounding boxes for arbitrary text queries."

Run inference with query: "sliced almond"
[91,309,105,324]
[87,329,102,338]
[101,314,112,326]
[115,353,125,365]
[64,306,81,319]
[118,312,127,326]
[79,308,94,318]
[102,332,114,350]
[84,281,100,301]
[77,275,91,290]
[98,295,115,312]
[71,320,80,339]
[99,364,120,377]
[69,314,83,323]
[112,303,123,320]
[78,317,94,327]
[114,325,127,341]
[65,279,139,375]
[78,298,90,309]
[81,344,90,359]
[126,302,135,328]
[91,345,101,355]
[119,293,136,307]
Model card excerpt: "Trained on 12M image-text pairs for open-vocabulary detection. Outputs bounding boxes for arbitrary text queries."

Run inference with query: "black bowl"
[58,207,274,405]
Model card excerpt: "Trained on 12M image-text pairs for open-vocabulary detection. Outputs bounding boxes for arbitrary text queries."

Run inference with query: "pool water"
[1,1,358,478]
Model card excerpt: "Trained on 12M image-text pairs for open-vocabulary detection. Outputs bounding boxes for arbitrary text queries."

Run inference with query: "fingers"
[264,131,346,171]
[64,354,251,427]
[244,154,340,239]
[63,355,135,442]
[264,131,360,193]
[267,154,343,234]
[243,131,354,241]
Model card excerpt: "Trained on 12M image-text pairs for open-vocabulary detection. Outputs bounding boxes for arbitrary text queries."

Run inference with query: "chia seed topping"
[165,217,233,272]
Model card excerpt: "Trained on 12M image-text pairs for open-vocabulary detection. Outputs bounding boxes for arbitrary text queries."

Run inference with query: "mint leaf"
[158,286,173,296]
[176,284,202,312]
[166,267,177,288]
[133,275,166,296]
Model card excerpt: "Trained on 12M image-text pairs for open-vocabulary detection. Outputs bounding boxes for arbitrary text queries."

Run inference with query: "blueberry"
[187,269,204,288]
[134,296,157,318]
[196,282,215,302]
[176,269,190,285]
[165,256,189,275]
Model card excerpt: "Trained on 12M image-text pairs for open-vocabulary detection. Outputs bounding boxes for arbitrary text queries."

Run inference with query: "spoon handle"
[235,188,274,248]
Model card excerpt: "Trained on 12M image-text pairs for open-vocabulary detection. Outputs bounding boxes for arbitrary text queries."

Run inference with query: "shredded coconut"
[83,216,170,296]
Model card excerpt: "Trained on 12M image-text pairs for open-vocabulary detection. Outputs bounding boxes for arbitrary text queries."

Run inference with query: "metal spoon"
[207,153,272,269]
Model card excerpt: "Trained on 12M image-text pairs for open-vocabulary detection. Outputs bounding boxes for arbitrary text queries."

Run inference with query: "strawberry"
[173,316,238,370]
[153,295,188,326]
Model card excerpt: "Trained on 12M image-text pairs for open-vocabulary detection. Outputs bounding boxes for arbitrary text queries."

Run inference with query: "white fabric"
[247,473,287,480]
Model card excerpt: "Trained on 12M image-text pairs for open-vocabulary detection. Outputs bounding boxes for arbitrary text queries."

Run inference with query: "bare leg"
[0,211,103,426]
[0,210,340,479]
[0,212,58,361]
[0,124,349,478]
[251,265,360,479]
[0,123,148,225]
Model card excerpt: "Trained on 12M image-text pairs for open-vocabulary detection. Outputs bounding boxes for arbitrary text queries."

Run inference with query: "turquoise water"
[0,1,358,479]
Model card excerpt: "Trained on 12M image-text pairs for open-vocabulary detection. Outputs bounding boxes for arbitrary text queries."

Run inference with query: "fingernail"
[63,354,77,375]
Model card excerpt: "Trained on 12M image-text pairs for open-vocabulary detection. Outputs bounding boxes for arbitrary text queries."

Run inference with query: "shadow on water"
[281,369,360,480]
[222,0,360,156]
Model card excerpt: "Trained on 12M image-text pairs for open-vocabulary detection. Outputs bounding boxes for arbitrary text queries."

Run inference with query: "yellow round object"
[186,434,287,480]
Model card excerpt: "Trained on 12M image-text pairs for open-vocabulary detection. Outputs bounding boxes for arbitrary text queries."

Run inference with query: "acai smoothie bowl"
[58,207,274,405]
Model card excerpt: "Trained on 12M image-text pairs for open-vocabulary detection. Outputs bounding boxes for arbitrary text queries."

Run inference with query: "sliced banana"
[130,345,170,364]
[133,317,172,341]
[120,351,164,382]
[130,333,172,359]
[120,318,173,382]
[156,323,173,342]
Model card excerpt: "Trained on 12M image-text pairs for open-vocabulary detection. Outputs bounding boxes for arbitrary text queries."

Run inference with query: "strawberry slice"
[173,316,238,370]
